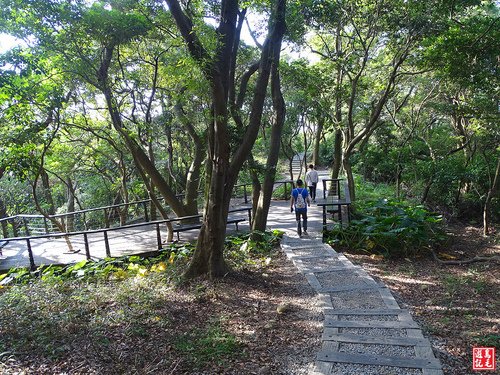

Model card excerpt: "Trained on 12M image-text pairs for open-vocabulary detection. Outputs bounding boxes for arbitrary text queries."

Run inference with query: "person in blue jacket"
[290,179,311,237]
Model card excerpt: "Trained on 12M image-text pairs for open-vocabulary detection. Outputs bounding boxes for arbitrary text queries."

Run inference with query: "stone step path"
[280,235,443,375]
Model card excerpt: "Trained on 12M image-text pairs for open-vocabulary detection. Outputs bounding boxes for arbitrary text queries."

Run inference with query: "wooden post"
[26,238,36,271]
[83,233,91,260]
[103,231,111,258]
[156,223,162,250]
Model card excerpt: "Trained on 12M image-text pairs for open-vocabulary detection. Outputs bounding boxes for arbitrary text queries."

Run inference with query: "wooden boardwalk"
[0,171,444,374]
[0,178,327,271]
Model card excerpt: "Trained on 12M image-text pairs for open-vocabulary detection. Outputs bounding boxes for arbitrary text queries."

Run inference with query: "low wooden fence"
[2,207,252,271]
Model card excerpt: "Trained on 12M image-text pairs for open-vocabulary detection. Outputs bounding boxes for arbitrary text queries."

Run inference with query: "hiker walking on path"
[305,164,319,203]
[290,179,311,237]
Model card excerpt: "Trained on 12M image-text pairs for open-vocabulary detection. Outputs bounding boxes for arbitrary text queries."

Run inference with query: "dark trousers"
[295,209,308,235]
[308,183,317,201]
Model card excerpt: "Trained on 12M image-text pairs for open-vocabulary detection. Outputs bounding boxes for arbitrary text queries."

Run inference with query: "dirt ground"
[343,223,499,375]
[0,250,323,375]
[1,224,498,374]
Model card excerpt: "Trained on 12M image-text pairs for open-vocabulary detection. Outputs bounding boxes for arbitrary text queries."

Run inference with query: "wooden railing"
[2,207,252,271]
[1,179,293,240]
[317,180,352,240]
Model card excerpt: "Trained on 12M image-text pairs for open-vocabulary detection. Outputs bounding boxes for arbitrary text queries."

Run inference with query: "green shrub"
[224,230,283,268]
[325,199,447,258]
[271,184,288,199]
[0,243,194,285]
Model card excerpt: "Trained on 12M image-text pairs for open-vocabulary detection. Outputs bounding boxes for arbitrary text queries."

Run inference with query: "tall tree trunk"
[96,44,188,218]
[342,154,356,201]
[173,101,204,217]
[421,176,434,204]
[251,45,286,239]
[168,0,286,278]
[483,156,500,236]
[40,169,56,215]
[66,177,75,232]
[0,197,8,238]
[330,19,343,181]
[247,153,262,222]
[330,129,343,179]
[312,116,324,167]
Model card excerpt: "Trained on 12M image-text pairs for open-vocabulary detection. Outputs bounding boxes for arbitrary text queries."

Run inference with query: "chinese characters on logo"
[473,347,496,371]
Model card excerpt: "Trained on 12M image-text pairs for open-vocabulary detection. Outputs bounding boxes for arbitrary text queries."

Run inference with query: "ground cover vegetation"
[1,231,323,374]
[325,179,499,374]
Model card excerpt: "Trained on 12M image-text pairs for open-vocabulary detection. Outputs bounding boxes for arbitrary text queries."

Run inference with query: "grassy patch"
[174,319,241,367]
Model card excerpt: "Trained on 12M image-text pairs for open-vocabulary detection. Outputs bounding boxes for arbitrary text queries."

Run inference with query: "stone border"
[280,235,444,375]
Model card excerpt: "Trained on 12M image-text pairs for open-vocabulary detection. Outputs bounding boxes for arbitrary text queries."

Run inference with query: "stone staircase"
[291,153,306,180]
[281,235,443,375]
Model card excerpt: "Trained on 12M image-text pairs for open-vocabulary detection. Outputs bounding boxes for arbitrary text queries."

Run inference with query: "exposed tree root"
[431,249,500,265]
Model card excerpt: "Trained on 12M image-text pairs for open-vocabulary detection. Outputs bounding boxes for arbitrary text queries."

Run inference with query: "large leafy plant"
[326,199,447,258]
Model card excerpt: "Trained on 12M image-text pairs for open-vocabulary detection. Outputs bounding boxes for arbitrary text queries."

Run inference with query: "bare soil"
[343,223,500,375]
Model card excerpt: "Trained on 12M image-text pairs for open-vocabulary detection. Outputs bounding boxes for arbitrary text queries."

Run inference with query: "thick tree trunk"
[167,0,286,278]
[184,174,232,278]
[483,156,500,236]
[330,129,343,179]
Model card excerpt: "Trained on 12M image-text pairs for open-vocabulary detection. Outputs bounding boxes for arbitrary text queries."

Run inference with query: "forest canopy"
[0,0,498,277]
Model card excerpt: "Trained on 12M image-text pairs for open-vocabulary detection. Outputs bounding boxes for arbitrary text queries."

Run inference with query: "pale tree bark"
[247,153,262,221]
[330,19,344,181]
[330,129,343,180]
[483,156,500,236]
[342,45,410,201]
[66,177,76,231]
[312,115,324,167]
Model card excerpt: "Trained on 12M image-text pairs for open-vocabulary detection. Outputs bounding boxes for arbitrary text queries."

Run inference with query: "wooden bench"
[172,207,252,241]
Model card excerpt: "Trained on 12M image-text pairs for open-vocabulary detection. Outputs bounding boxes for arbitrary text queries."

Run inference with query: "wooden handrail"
[2,206,252,271]
[1,207,253,242]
